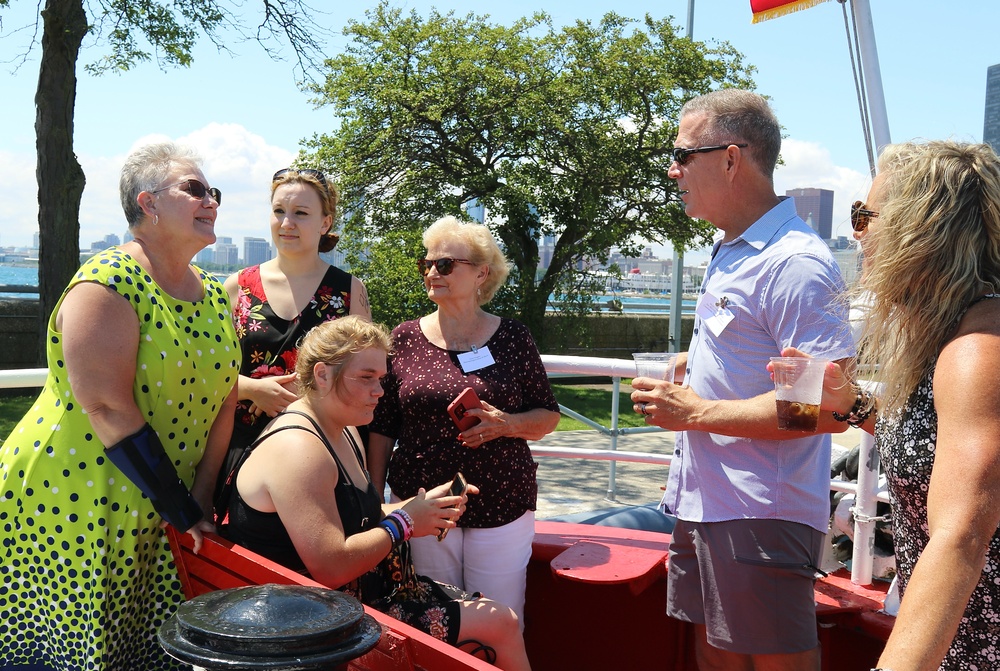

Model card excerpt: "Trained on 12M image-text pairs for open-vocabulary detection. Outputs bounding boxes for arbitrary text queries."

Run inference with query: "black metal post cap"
[158,584,382,670]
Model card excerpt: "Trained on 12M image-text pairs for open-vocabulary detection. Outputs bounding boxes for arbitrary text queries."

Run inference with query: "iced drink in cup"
[770,357,828,432]
[632,353,678,383]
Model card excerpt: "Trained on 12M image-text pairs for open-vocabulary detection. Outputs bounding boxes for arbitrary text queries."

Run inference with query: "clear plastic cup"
[770,357,829,432]
[632,352,678,383]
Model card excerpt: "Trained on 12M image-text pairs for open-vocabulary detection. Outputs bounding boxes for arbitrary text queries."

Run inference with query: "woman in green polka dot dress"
[0,142,240,670]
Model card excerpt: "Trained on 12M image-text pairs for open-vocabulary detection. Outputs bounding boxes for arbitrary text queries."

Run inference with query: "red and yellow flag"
[750,0,832,23]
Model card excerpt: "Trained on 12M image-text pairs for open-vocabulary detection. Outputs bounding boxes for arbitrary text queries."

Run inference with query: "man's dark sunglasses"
[417,258,476,276]
[273,168,329,190]
[151,179,221,204]
[670,143,748,166]
[851,200,879,232]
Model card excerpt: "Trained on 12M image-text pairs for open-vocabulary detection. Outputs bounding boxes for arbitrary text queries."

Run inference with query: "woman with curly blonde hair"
[808,140,1000,670]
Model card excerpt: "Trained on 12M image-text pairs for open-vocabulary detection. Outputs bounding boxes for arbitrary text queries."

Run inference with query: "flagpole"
[853,0,891,153]
[669,0,695,354]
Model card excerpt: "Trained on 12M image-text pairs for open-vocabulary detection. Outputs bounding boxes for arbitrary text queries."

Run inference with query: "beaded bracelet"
[832,385,875,427]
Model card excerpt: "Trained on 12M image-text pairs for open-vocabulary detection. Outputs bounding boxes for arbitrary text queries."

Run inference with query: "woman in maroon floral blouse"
[369,216,560,629]
[215,168,371,498]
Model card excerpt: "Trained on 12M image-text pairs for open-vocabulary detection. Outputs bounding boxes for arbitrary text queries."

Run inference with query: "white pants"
[393,496,534,628]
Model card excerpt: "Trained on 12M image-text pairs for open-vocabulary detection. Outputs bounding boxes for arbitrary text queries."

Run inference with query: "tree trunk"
[34,0,88,364]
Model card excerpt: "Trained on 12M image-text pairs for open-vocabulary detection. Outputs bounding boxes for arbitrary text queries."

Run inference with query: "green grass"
[0,384,633,443]
[550,382,647,431]
[0,392,36,443]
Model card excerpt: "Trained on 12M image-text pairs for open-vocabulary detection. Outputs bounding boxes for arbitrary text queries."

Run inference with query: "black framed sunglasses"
[851,200,879,232]
[151,179,221,204]
[273,168,329,190]
[670,143,748,166]
[417,258,476,276]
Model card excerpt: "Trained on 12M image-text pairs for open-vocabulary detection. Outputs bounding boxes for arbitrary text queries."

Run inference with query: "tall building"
[243,237,271,266]
[785,187,834,239]
[984,64,1000,153]
[195,247,214,265]
[464,198,485,223]
[89,233,121,252]
[214,237,239,266]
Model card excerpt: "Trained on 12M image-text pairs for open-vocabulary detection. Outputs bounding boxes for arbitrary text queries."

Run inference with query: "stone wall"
[538,313,695,359]
[0,300,42,370]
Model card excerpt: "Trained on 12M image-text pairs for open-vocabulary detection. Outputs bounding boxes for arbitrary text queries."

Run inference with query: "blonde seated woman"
[217,316,531,671]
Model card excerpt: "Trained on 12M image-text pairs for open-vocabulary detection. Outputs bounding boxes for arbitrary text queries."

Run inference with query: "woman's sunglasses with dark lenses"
[152,179,221,204]
[670,143,748,166]
[417,258,476,276]
[851,201,879,232]
[273,168,329,191]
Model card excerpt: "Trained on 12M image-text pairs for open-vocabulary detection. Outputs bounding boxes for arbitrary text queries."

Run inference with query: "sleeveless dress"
[218,411,470,645]
[217,264,353,496]
[876,294,1000,670]
[0,248,240,670]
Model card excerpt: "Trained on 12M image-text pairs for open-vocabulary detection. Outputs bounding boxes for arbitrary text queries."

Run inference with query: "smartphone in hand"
[447,387,482,432]
[438,472,468,541]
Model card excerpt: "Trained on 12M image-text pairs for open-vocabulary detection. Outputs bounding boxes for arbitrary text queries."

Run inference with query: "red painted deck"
[167,522,893,670]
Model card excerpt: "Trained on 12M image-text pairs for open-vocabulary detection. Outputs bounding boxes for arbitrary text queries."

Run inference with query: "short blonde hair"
[423,216,510,304]
[295,316,393,397]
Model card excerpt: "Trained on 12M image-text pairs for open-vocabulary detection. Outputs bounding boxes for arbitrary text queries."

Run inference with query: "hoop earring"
[153,215,158,226]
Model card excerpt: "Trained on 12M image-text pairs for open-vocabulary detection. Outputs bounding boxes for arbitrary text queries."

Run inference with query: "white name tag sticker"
[696,291,735,337]
[458,346,495,373]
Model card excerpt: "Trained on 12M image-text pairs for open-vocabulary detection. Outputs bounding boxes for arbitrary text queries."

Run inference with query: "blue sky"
[1,0,996,261]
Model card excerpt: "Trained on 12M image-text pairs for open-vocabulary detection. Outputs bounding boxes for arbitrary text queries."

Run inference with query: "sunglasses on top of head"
[417,258,476,276]
[670,143,748,166]
[851,201,879,232]
[272,168,329,191]
[151,179,222,205]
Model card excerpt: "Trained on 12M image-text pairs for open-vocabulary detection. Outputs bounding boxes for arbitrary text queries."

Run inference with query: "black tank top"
[219,411,381,575]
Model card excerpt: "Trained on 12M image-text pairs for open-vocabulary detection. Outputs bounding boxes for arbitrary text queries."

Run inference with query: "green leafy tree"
[305,4,756,347]
[4,0,326,362]
[339,227,434,329]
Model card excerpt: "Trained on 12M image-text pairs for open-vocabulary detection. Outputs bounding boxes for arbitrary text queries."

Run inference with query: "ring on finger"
[639,401,648,415]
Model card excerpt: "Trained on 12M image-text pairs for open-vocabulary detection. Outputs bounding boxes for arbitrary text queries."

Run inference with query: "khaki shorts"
[666,518,825,655]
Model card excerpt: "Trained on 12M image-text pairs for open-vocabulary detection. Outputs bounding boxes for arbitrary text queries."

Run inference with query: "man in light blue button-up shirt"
[630,90,854,671]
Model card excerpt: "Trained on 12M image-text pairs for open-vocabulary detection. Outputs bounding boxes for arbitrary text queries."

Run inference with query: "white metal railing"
[0,359,887,586]
[540,354,888,586]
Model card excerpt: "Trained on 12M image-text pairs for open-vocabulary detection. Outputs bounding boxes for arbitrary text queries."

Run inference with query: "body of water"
[1,265,696,314]
[0,266,39,299]
[550,293,698,316]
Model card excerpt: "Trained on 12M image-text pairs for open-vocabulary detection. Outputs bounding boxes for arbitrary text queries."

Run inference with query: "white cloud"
[774,138,872,239]
[0,150,39,248]
[3,123,298,251]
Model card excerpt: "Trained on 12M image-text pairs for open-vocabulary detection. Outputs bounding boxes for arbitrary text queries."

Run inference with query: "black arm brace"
[105,423,204,531]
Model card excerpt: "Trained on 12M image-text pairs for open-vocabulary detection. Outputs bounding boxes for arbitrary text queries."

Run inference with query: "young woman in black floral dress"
[215,168,371,497]
[796,141,1000,671]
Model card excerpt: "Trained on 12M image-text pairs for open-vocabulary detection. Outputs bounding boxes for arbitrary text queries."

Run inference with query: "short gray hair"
[119,142,202,227]
[680,89,781,180]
